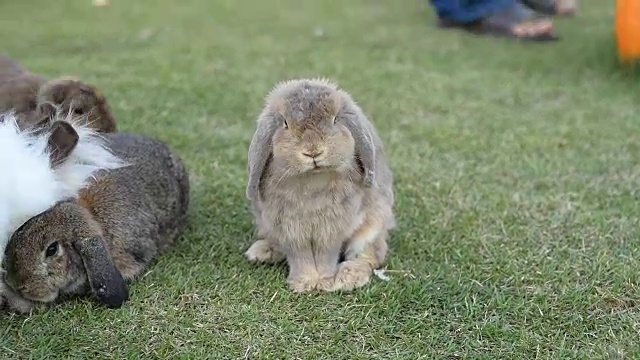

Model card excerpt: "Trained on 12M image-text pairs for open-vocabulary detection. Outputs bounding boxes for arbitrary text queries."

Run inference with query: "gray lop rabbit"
[245,78,395,293]
[2,125,190,312]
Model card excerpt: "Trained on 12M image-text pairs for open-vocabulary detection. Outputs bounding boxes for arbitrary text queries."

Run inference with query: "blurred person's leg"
[429,0,559,41]
[430,0,515,23]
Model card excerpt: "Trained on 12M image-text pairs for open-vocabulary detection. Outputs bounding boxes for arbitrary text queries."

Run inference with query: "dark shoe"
[520,0,578,16]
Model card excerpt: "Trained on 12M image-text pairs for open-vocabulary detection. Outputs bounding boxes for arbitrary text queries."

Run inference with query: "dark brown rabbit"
[0,55,117,133]
[2,129,190,312]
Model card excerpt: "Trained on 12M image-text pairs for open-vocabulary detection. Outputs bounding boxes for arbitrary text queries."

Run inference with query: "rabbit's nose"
[302,150,324,159]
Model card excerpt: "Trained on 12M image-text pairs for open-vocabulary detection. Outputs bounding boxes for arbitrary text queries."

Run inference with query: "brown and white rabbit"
[0,54,117,133]
[244,78,395,293]
[2,128,190,312]
[0,111,127,313]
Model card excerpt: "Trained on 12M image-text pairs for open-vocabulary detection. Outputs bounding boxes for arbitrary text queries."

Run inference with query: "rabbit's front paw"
[316,276,336,292]
[3,293,39,314]
[331,260,372,292]
[245,240,285,264]
[287,274,319,293]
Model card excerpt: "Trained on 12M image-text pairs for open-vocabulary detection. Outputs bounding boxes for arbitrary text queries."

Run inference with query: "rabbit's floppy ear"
[334,92,375,187]
[246,107,282,201]
[46,121,79,166]
[72,235,129,308]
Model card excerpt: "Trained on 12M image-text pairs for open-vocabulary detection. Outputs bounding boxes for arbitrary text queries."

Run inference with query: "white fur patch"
[373,269,391,282]
[0,111,126,265]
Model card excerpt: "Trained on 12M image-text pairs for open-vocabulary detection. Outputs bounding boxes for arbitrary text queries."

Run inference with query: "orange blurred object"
[616,0,640,64]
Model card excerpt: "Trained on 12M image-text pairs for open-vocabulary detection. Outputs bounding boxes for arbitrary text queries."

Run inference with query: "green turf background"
[1,1,639,358]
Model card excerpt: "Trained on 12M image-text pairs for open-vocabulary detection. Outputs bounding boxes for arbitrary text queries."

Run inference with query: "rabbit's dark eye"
[331,116,337,125]
[283,119,288,129]
[45,242,58,257]
[73,108,84,115]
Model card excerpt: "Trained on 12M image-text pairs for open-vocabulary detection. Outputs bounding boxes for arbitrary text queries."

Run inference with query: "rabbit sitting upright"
[244,78,395,293]
[2,126,190,312]
[0,55,118,133]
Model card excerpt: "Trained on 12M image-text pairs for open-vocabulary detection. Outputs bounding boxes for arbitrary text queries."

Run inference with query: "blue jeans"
[429,0,516,23]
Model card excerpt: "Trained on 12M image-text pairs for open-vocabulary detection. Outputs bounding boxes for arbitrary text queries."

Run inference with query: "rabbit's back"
[82,132,189,276]
[109,132,189,243]
[0,56,44,112]
[0,73,45,122]
[0,55,29,78]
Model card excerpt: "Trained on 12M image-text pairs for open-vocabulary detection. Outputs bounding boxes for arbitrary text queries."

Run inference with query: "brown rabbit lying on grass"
[0,111,127,313]
[1,123,190,313]
[0,55,117,133]
[245,78,396,293]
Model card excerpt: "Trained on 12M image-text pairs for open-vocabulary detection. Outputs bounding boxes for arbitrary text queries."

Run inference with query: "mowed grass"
[1,0,639,358]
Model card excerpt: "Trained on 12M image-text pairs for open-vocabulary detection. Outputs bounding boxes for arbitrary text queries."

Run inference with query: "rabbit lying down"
[0,111,125,264]
[0,111,126,312]
[245,78,396,293]
[0,117,190,313]
[0,54,117,133]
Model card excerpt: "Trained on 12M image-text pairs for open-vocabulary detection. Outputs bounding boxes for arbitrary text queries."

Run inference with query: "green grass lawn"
[1,0,639,358]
